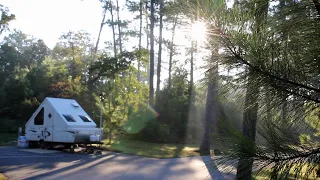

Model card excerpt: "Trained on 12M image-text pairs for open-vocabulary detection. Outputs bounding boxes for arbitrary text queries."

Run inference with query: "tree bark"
[109,0,117,57]
[145,1,150,85]
[137,0,143,82]
[188,40,195,109]
[236,72,259,180]
[108,0,118,120]
[149,0,155,106]
[95,3,107,54]
[116,0,123,53]
[265,89,272,122]
[168,16,178,94]
[115,0,127,108]
[156,0,164,107]
[200,51,219,155]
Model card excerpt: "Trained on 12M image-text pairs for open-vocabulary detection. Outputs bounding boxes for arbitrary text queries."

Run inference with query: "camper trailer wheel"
[28,141,33,148]
[28,141,35,148]
[28,141,37,148]
[86,147,94,154]
[65,144,72,149]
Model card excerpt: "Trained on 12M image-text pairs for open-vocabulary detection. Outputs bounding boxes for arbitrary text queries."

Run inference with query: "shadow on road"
[201,156,237,180]
[1,146,228,180]
[28,153,118,180]
[28,152,193,180]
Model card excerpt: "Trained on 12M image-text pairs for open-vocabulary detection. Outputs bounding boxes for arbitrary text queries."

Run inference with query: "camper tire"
[65,144,72,149]
[28,141,38,148]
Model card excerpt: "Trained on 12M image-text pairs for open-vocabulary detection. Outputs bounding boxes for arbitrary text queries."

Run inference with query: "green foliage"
[305,104,320,137]
[3,30,50,68]
[0,133,17,146]
[42,56,68,82]
[19,98,40,120]
[129,68,200,144]
[0,4,15,35]
[299,134,311,144]
[89,51,135,83]
[157,68,190,141]
[49,76,85,98]
[0,43,19,85]
[0,118,23,133]
[124,104,158,134]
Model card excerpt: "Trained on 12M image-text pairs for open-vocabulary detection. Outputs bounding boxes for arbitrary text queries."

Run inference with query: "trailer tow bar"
[81,144,102,155]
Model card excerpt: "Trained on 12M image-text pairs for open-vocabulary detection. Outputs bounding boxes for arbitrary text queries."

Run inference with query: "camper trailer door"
[30,107,45,141]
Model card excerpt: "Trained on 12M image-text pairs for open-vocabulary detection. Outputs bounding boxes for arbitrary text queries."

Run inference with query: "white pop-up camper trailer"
[25,97,102,147]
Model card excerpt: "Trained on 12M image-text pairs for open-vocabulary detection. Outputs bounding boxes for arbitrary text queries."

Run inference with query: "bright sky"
[1,0,106,48]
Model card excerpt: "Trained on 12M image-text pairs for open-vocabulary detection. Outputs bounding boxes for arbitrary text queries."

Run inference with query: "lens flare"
[123,103,159,134]
[191,21,207,43]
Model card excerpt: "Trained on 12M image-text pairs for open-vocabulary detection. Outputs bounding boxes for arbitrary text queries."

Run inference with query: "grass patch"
[253,170,272,180]
[0,133,17,146]
[253,166,319,180]
[102,139,200,158]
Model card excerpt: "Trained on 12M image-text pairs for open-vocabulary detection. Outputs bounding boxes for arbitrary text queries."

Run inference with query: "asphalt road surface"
[0,146,236,180]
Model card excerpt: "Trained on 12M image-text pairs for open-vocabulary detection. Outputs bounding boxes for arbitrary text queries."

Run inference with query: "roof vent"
[72,102,79,107]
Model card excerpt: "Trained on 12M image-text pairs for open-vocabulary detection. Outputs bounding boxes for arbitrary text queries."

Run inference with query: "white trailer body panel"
[25,97,102,144]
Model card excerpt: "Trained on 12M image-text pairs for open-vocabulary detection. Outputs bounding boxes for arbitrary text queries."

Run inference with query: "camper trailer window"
[63,114,76,122]
[79,115,91,122]
[34,108,44,125]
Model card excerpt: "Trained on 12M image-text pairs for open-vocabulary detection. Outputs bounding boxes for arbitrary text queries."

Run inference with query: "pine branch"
[256,147,320,162]
[230,47,319,93]
[219,36,320,103]
[313,0,320,16]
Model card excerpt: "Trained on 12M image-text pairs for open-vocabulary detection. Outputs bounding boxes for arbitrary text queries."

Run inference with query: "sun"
[191,21,207,43]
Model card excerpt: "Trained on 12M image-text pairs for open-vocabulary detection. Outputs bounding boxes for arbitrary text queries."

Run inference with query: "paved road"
[0,146,236,180]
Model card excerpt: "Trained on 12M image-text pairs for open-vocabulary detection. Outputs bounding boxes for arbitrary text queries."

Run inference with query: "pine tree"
[155,0,164,107]
[149,0,155,106]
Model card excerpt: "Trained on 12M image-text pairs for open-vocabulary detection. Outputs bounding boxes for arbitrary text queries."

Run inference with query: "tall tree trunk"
[168,16,178,94]
[200,50,219,155]
[116,0,123,53]
[156,0,164,107]
[265,89,272,122]
[188,40,195,108]
[137,0,143,82]
[108,0,118,121]
[149,0,155,106]
[109,0,117,57]
[188,13,196,108]
[95,5,107,54]
[279,0,288,126]
[115,0,127,108]
[236,72,259,180]
[145,1,150,85]
[236,1,268,179]
[70,44,77,79]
